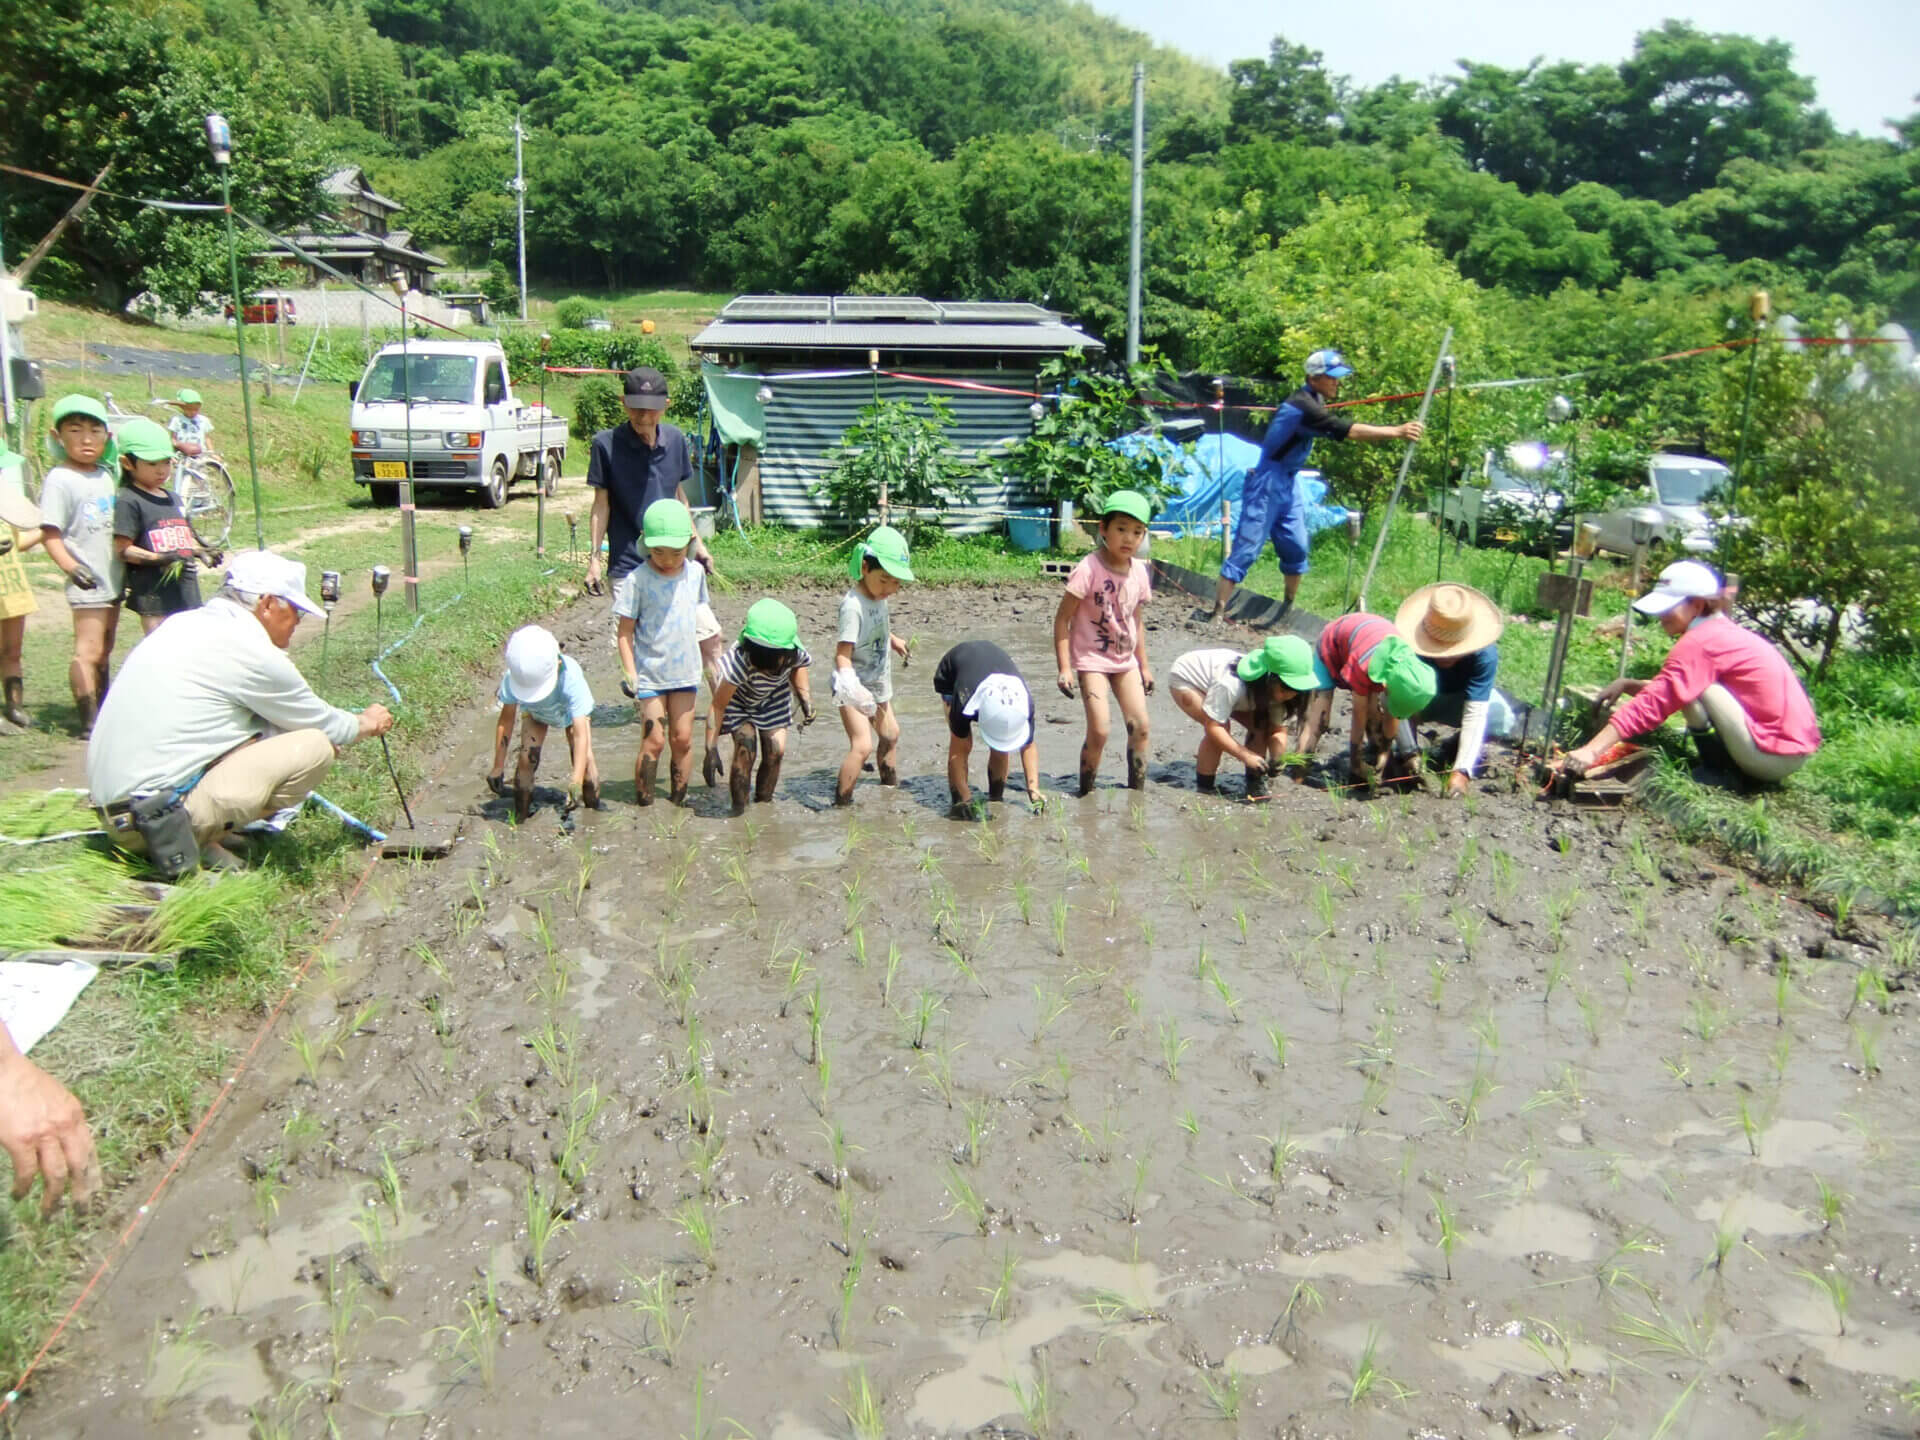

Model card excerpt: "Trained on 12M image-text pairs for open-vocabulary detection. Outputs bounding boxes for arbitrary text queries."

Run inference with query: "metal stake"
[1434,356,1456,582]
[458,525,472,587]
[1340,510,1364,612]
[379,735,415,828]
[535,332,552,556]
[392,275,419,612]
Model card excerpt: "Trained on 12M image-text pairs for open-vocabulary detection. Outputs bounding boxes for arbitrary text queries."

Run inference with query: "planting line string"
[369,587,467,707]
[0,827,106,847]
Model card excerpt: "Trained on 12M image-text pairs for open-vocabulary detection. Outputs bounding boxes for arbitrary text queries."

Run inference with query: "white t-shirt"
[169,413,215,448]
[39,463,122,606]
[837,587,892,703]
[1169,648,1248,725]
[613,559,709,693]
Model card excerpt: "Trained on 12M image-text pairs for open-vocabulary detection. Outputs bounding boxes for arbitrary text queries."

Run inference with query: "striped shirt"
[716,643,812,731]
[1317,614,1399,694]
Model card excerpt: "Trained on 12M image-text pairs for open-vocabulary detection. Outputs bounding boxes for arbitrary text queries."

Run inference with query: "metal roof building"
[692,296,1103,533]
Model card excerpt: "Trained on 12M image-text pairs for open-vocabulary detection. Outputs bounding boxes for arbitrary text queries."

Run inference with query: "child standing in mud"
[614,500,707,805]
[833,525,914,806]
[488,624,601,819]
[708,599,813,815]
[1053,490,1154,796]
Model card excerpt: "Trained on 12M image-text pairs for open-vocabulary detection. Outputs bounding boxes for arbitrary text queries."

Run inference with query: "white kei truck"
[348,340,565,508]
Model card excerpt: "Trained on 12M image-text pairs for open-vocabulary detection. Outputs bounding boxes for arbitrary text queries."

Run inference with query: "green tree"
[1227,37,1342,146]
[817,395,980,536]
[1005,354,1182,512]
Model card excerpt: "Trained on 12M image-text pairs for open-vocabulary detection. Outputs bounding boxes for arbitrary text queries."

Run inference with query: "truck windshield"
[359,354,476,404]
[1652,460,1728,507]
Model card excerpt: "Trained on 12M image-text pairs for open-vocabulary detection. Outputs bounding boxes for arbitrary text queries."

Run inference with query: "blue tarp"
[1109,433,1351,538]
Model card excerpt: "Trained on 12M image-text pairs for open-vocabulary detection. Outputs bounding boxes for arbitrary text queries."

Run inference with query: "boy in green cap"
[614,498,709,804]
[833,525,913,805]
[167,388,215,457]
[709,598,814,815]
[1167,634,1332,798]
[1315,613,1437,786]
[113,417,212,635]
[39,395,123,736]
[1053,488,1154,795]
[0,446,45,728]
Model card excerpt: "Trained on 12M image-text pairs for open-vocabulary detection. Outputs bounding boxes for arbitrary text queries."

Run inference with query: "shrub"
[1005,353,1181,513]
[480,260,520,314]
[570,378,626,443]
[552,296,599,330]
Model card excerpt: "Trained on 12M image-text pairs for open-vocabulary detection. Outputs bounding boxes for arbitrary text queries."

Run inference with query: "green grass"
[0,519,576,1382]
[706,526,1043,591]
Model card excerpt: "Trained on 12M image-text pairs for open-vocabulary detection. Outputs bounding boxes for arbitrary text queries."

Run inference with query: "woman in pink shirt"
[1566,561,1820,784]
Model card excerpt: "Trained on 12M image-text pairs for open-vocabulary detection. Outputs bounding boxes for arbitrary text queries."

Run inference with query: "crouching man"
[87,551,394,872]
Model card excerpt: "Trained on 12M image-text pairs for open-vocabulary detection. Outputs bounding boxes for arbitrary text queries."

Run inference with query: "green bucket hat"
[1237,635,1326,692]
[1098,489,1152,525]
[741,598,800,650]
[175,387,203,405]
[641,498,694,548]
[115,416,175,463]
[48,394,117,466]
[1367,634,1438,719]
[849,524,915,582]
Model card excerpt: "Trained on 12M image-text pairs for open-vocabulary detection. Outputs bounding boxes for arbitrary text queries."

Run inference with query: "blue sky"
[1096,0,1917,139]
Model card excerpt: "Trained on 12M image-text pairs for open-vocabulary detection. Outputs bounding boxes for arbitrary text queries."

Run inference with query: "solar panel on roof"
[831,297,942,322]
[722,296,833,321]
[937,302,1053,323]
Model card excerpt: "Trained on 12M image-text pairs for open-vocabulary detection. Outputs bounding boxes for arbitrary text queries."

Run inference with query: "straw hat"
[1397,583,1503,659]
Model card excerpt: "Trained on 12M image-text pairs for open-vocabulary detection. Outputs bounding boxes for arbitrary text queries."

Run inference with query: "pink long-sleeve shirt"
[1611,615,1821,756]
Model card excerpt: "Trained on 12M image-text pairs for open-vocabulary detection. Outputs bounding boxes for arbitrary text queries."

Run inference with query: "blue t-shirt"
[1431,643,1499,702]
[498,652,594,728]
[613,559,709,692]
[1247,385,1353,507]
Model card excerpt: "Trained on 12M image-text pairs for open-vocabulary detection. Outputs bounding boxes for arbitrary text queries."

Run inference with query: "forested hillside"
[6,0,1918,376]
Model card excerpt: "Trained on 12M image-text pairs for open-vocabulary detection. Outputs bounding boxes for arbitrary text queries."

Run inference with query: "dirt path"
[23,585,1915,1438]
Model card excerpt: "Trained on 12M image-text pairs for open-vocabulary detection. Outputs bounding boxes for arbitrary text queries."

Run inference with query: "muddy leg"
[987,749,1009,802]
[636,703,665,806]
[874,703,900,786]
[667,691,696,806]
[514,718,545,822]
[1077,672,1113,797]
[837,705,874,805]
[729,729,755,815]
[754,729,786,803]
[1111,668,1151,792]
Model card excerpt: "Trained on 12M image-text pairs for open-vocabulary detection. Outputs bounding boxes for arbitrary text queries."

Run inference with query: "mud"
[24,584,1920,1438]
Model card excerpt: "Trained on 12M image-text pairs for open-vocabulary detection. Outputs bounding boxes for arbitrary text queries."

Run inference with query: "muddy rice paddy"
[26,584,1920,1438]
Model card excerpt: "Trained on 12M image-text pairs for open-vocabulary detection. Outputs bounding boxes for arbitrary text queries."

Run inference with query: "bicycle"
[102,393,238,549]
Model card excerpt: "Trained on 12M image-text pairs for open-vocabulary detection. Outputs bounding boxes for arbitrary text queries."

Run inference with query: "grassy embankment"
[0,519,572,1383]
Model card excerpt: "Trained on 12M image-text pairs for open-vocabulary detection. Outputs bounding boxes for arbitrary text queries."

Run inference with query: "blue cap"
[1305,349,1353,380]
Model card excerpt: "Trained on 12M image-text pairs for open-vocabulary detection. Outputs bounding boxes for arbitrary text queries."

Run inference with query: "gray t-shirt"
[1169,648,1249,725]
[613,559,710,693]
[837,587,893,703]
[40,463,122,606]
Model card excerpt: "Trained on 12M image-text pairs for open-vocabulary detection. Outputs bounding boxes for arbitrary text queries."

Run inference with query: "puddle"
[1470,1201,1598,1262]
[1433,1330,1611,1385]
[1275,1232,1421,1286]
[1225,1342,1293,1376]
[1773,1293,1920,1377]
[186,1194,429,1315]
[570,946,613,1022]
[1691,1191,1816,1237]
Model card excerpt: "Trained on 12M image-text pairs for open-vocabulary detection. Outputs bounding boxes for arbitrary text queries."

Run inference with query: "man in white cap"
[1565,560,1820,785]
[1396,582,1510,796]
[1198,348,1423,624]
[933,640,1046,816]
[87,551,395,869]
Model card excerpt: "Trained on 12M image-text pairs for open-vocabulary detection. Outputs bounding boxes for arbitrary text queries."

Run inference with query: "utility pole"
[512,114,529,324]
[1125,62,1145,366]
[205,114,267,551]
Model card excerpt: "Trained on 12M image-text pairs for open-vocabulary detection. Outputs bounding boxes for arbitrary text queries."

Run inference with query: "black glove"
[796,694,815,728]
[68,560,98,591]
[620,678,637,699]
[486,773,506,797]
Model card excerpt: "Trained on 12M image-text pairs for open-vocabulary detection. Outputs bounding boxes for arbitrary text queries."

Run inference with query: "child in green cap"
[38,395,123,736]
[1053,489,1154,795]
[833,525,913,805]
[709,598,814,815]
[113,417,211,635]
[1315,613,1438,786]
[167,389,215,458]
[1167,634,1332,798]
[613,498,709,804]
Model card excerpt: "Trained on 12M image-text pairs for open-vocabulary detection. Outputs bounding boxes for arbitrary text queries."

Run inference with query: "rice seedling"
[973,823,1001,863]
[960,1096,991,1166]
[525,1176,571,1285]
[836,1237,866,1346]
[1851,1021,1882,1076]
[805,982,827,1065]
[286,1024,325,1086]
[675,1197,718,1270]
[252,1160,285,1236]
[1847,964,1892,1020]
[849,925,867,968]
[978,1247,1017,1323]
[917,846,943,878]
[1431,1190,1460,1280]
[944,1165,989,1231]
[1347,1326,1413,1405]
[1050,894,1070,957]
[1157,1019,1191,1080]
[779,952,814,1019]
[1455,834,1479,884]
[1613,1303,1715,1364]
[1689,995,1724,1045]
[1452,1062,1498,1135]
[1264,1022,1289,1068]
[528,1018,578,1086]
[1177,1107,1199,1136]
[882,942,902,1004]
[1031,983,1071,1044]
[836,1368,885,1440]
[246,1380,318,1439]
[1575,988,1602,1043]
[1310,881,1336,938]
[561,1082,606,1189]
[1543,950,1571,1008]
[908,988,942,1050]
[281,1107,321,1162]
[412,939,450,980]
[1013,878,1033,925]
[1005,1357,1055,1438]
[1491,847,1516,902]
[1449,907,1484,961]
[1733,1093,1767,1158]
[1138,915,1156,948]
[1199,1364,1243,1420]
[624,1267,688,1366]
[1125,1150,1152,1224]
[1544,886,1583,952]
[1797,1265,1851,1335]
[842,872,870,932]
[1814,1175,1848,1234]
[685,1367,754,1440]
[688,1130,726,1198]
[375,1147,406,1223]
[350,1195,398,1292]
[1268,1275,1324,1345]
[140,1312,222,1419]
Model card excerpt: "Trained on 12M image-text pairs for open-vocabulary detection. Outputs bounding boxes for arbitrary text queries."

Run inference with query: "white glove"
[832,668,877,716]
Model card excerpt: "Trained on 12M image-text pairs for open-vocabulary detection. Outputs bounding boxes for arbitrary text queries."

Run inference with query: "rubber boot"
[2,677,30,729]
[1195,772,1218,794]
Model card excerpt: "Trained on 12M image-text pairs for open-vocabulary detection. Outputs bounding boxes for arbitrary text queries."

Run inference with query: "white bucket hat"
[504,625,562,704]
[965,674,1031,753]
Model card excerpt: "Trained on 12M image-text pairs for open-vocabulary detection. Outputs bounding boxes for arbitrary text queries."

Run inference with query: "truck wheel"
[483,457,510,509]
[541,451,560,497]
[369,483,398,507]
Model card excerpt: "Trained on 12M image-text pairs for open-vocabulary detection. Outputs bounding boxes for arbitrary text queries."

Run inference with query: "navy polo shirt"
[1432,643,1499,701]
[586,419,692,581]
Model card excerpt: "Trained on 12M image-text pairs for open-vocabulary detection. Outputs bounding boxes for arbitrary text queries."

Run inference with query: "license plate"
[372,462,406,479]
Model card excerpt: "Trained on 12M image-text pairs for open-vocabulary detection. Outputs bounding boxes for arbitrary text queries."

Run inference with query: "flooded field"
[25,585,1919,1438]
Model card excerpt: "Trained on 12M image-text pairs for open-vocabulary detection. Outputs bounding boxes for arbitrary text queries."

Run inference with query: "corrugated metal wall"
[758,369,1048,533]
